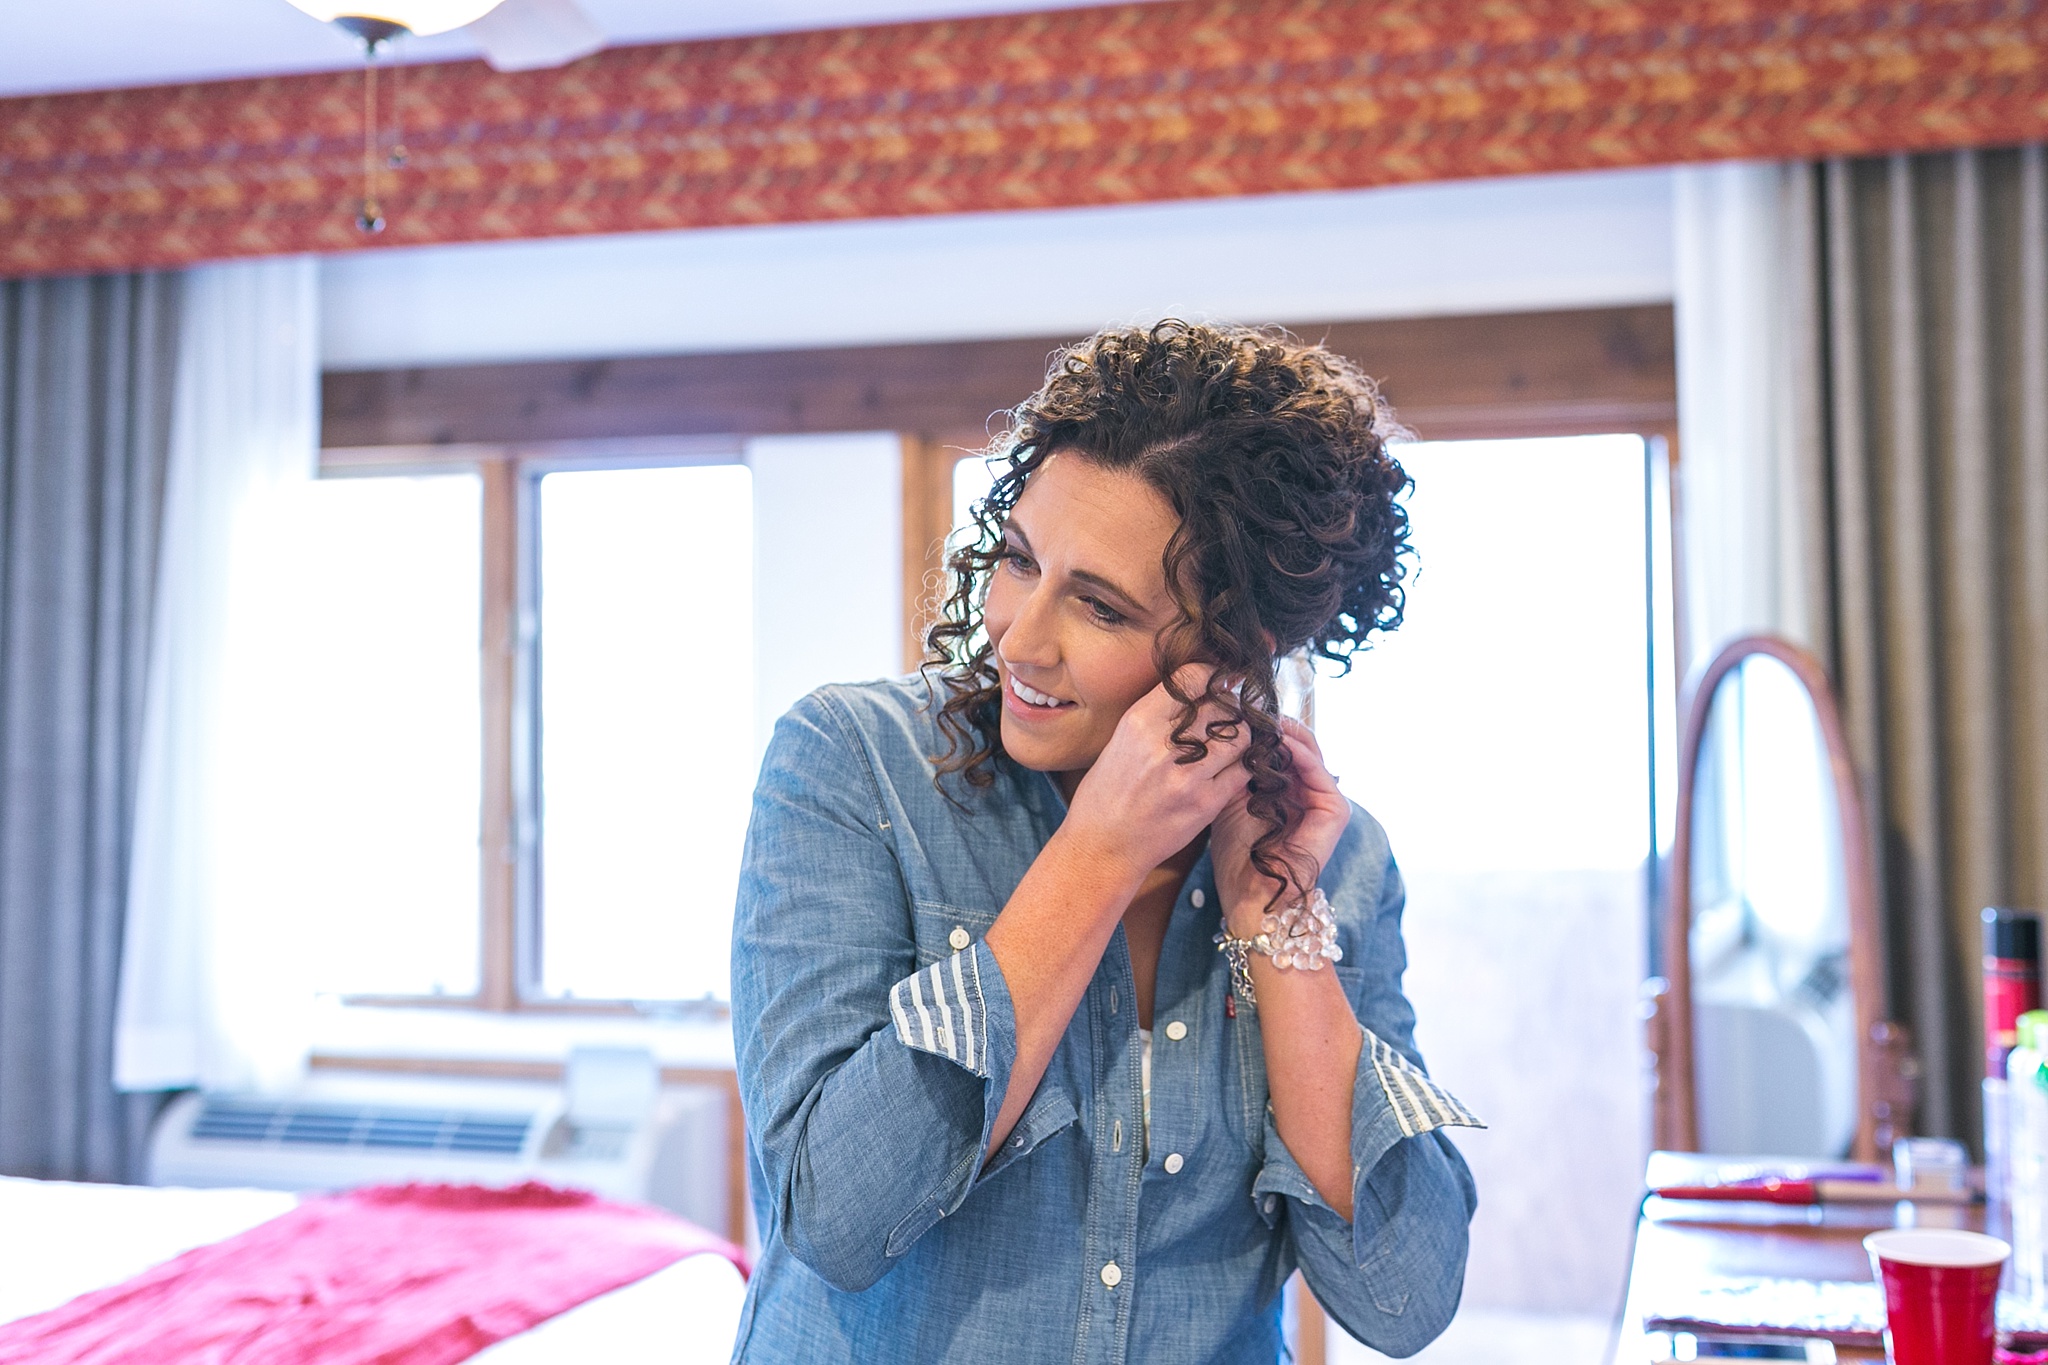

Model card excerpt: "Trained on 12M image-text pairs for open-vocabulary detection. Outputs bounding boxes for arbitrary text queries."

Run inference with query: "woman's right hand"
[1059,666,1250,882]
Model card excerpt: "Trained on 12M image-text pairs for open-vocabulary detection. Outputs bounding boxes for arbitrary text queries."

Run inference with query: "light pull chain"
[357,51,385,233]
[388,58,408,170]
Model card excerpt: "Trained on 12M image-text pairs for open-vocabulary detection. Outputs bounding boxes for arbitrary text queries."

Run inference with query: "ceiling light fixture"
[285,2,509,39]
[284,0,605,231]
[286,2,508,233]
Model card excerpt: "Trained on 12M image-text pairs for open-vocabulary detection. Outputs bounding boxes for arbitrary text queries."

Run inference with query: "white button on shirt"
[948,926,970,951]
[1100,1262,1122,1288]
[1190,889,1206,908]
[1164,1020,1187,1042]
[1164,1153,1184,1174]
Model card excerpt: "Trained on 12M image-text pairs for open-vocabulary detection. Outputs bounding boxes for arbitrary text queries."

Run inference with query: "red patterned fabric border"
[4,0,2046,277]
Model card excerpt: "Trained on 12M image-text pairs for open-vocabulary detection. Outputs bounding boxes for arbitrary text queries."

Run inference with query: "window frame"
[328,438,748,1016]
[319,306,1680,1016]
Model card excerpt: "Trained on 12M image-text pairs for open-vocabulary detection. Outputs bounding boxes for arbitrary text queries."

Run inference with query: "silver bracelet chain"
[1212,887,1343,1008]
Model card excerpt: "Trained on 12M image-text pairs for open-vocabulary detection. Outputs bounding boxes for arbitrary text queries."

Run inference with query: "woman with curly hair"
[729,321,1478,1363]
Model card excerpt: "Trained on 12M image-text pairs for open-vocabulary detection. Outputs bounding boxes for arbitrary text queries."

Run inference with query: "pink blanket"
[0,1182,748,1365]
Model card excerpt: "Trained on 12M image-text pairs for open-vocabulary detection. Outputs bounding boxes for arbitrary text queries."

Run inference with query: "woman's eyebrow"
[1069,567,1149,615]
[1003,515,1149,614]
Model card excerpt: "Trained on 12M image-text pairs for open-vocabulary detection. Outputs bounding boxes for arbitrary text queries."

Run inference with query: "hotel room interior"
[1,0,2044,1360]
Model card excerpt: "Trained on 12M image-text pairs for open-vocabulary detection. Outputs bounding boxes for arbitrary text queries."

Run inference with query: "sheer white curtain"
[1672,160,1827,670]
[115,258,321,1095]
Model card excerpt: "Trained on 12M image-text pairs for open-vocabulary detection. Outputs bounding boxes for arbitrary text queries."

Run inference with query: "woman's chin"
[998,710,1096,774]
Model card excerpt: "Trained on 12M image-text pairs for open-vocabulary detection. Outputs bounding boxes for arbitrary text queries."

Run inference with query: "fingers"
[1166,661,1220,695]
[1278,715,1326,762]
[1280,728,1341,795]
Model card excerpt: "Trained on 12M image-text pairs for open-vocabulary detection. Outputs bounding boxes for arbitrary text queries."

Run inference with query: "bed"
[0,1175,747,1363]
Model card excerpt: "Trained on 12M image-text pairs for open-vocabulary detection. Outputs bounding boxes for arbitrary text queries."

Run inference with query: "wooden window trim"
[323,305,1679,1014]
[322,307,1676,452]
[899,435,962,672]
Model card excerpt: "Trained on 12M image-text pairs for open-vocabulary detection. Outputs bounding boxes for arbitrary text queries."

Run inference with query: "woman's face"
[983,451,1181,779]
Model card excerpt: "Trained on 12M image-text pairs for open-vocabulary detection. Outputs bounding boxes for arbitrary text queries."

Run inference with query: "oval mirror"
[1656,635,1910,1162]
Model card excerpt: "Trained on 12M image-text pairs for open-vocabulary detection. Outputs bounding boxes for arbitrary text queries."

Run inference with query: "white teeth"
[1009,675,1071,708]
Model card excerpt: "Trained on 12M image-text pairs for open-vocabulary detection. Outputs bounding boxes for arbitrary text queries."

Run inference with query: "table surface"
[1614,1151,1991,1365]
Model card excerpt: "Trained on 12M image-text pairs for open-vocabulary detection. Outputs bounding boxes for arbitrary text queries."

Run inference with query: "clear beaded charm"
[1213,888,1342,1007]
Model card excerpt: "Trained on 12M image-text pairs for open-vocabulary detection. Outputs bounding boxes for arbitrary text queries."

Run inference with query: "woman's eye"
[1000,549,1036,575]
[1082,597,1125,626]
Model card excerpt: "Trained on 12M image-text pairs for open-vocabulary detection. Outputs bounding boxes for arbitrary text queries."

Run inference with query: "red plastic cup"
[1864,1228,2010,1365]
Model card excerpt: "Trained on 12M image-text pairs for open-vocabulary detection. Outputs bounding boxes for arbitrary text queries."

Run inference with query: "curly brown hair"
[924,319,1412,903]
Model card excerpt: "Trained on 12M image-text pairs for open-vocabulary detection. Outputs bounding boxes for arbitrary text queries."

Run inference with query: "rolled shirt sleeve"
[889,945,1006,1080]
[732,693,1020,1294]
[1250,838,1482,1354]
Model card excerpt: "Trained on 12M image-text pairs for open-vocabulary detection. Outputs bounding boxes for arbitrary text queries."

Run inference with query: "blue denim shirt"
[729,678,1478,1364]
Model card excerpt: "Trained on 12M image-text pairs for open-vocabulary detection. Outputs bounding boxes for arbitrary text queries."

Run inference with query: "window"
[1311,434,1668,1319]
[955,435,1665,870]
[954,453,995,535]
[293,432,903,1010]
[1314,435,1656,872]
[314,308,1674,1037]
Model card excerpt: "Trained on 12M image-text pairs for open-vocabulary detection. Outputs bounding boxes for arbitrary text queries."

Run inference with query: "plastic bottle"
[2007,1010,2048,1305]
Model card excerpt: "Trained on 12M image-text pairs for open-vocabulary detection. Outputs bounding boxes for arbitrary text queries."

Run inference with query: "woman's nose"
[998,582,1060,670]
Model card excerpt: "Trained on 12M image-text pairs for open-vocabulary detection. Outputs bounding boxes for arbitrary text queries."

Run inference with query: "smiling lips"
[1007,672,1076,713]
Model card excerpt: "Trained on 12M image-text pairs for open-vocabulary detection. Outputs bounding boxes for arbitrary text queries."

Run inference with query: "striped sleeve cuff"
[888,946,996,1078]
[1364,1029,1482,1137]
[1252,1024,1481,1227]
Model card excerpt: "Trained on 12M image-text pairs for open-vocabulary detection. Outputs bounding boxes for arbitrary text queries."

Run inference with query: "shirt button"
[1100,1261,1122,1288]
[1191,889,1206,908]
[1165,1020,1188,1042]
[1164,1152,1184,1174]
[948,926,970,951]
[1263,1195,1277,1215]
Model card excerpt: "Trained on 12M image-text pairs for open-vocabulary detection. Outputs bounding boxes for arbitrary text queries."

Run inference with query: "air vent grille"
[191,1098,532,1157]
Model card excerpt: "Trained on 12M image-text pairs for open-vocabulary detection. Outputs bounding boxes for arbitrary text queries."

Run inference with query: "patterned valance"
[4,0,2045,277]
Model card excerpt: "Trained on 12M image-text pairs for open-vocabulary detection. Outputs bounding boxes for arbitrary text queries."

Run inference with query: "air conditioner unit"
[147,1048,732,1238]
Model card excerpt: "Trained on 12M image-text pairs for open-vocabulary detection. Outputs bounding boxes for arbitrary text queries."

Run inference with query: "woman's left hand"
[1210,717,1351,929]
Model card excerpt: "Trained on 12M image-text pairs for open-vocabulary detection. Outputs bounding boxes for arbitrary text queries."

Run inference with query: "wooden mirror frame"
[1648,633,1916,1163]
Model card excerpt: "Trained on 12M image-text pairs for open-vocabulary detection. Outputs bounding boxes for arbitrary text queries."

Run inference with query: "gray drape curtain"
[0,273,180,1182]
[1784,146,2048,1145]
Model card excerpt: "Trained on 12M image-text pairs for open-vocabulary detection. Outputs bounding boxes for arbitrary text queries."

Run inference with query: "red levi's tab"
[0,1181,748,1365]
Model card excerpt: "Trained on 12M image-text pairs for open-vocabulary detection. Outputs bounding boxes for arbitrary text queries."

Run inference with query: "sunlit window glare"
[286,474,483,997]
[954,453,997,539]
[1315,436,1650,872]
[538,464,755,1002]
[953,436,1652,873]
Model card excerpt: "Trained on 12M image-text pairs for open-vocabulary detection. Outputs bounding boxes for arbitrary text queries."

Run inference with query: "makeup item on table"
[1641,1273,2048,1358]
[1645,1331,1836,1361]
[2009,1012,2048,1307]
[1897,1139,1973,1196]
[1987,912,2042,1078]
[1864,1228,2010,1365]
[1985,910,2043,1210]
[1654,1172,1976,1207]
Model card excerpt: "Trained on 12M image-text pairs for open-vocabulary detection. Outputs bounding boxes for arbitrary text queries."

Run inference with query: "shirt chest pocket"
[911,900,999,967]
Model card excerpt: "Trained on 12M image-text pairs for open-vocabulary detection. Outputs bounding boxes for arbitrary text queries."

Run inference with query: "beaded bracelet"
[1212,887,1343,1008]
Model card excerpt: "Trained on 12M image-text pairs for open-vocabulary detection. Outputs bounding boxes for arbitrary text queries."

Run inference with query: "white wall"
[747,433,904,752]
[320,168,1675,369]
